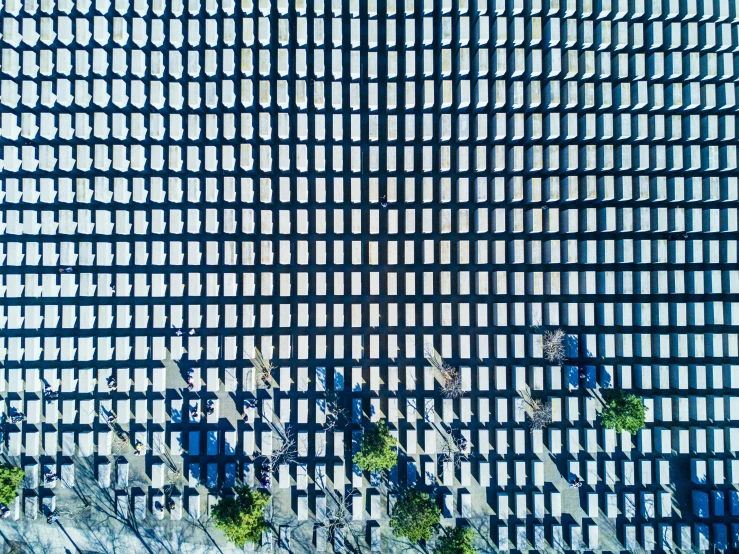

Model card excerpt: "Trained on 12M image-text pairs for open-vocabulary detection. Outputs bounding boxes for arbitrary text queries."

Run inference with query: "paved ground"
[2,0,739,552]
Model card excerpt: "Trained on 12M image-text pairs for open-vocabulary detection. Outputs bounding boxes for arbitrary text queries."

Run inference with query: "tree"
[264,427,297,474]
[0,465,24,506]
[323,391,349,433]
[424,345,465,399]
[519,390,552,433]
[434,527,476,554]
[542,328,566,364]
[354,421,397,473]
[317,489,355,543]
[390,488,441,543]
[211,486,270,547]
[247,347,275,387]
[601,389,647,435]
[527,399,553,431]
[440,431,471,469]
[439,364,463,399]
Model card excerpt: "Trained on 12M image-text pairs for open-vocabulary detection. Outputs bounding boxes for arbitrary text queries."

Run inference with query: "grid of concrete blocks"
[1,0,739,551]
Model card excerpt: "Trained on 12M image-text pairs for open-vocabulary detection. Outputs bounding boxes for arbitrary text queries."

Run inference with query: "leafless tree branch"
[111,428,130,456]
[316,489,361,546]
[423,344,443,372]
[323,392,349,433]
[264,426,298,475]
[439,363,463,399]
[247,347,276,387]
[527,399,553,431]
[440,432,471,469]
[424,345,465,399]
[530,315,542,331]
[542,328,566,364]
[160,448,184,498]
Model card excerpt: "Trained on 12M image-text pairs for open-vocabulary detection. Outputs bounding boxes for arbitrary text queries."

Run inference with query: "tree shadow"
[74,516,130,554]
[160,349,183,377]
[55,522,86,554]
[67,457,118,521]
[6,519,56,554]
[140,521,208,554]
[384,532,427,554]
[110,489,156,554]
[60,457,173,554]
[341,521,371,554]
[464,515,497,553]
[184,515,224,554]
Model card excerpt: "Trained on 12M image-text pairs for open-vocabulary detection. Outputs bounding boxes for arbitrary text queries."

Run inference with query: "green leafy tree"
[354,421,397,472]
[0,465,24,506]
[434,527,476,554]
[601,389,647,435]
[211,486,270,547]
[390,488,441,543]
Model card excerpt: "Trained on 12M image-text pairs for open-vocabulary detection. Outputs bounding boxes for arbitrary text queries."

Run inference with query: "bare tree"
[161,446,182,480]
[247,346,276,387]
[259,358,276,386]
[440,431,471,469]
[317,490,355,544]
[542,328,566,364]
[315,489,368,554]
[423,344,443,371]
[518,390,553,432]
[439,363,463,399]
[527,399,553,431]
[264,426,298,475]
[54,499,93,521]
[160,446,184,498]
[425,344,465,399]
[323,392,349,433]
[530,314,542,331]
[111,427,130,456]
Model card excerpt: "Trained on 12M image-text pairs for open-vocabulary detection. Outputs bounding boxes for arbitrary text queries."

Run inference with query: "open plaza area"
[1,0,739,552]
